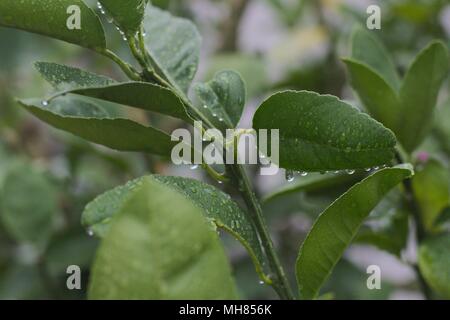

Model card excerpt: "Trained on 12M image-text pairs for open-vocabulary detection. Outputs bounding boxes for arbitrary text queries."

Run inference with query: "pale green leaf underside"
[89,178,238,299]
[253,90,397,171]
[19,97,175,157]
[143,5,201,94]
[98,0,147,35]
[82,175,269,282]
[195,70,246,129]
[296,165,413,299]
[418,234,450,299]
[0,0,106,50]
[34,62,191,122]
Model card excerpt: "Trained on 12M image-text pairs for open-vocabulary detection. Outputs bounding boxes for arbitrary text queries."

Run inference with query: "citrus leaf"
[398,41,449,152]
[194,70,246,129]
[350,27,400,91]
[98,0,147,35]
[35,62,191,122]
[296,165,413,299]
[418,233,450,299]
[355,188,409,257]
[143,5,201,94]
[88,177,238,299]
[18,97,175,157]
[82,175,269,283]
[342,59,400,132]
[35,61,115,91]
[0,0,106,51]
[412,159,450,231]
[252,90,397,172]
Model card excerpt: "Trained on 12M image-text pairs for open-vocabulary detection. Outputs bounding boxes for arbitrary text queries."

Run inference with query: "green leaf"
[0,0,106,51]
[252,91,397,172]
[398,41,450,152]
[0,162,57,245]
[342,59,400,132]
[82,175,269,283]
[18,96,175,157]
[350,27,401,91]
[412,159,450,231]
[345,34,449,153]
[88,177,238,299]
[418,233,450,299]
[35,62,115,91]
[296,165,413,299]
[143,5,201,94]
[355,188,409,257]
[194,70,246,129]
[98,0,147,35]
[35,62,191,122]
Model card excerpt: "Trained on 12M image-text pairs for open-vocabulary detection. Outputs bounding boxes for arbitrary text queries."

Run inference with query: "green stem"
[230,164,295,300]
[100,49,141,81]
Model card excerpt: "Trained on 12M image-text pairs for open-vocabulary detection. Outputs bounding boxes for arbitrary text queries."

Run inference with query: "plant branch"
[230,164,295,300]
[100,49,141,81]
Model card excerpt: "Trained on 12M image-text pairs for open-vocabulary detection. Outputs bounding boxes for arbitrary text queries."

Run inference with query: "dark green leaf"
[89,178,238,299]
[296,165,413,299]
[418,233,450,299]
[0,0,106,51]
[195,70,246,129]
[98,0,147,35]
[143,5,201,94]
[35,62,191,122]
[253,90,397,172]
[83,175,269,283]
[18,97,175,157]
[0,162,57,245]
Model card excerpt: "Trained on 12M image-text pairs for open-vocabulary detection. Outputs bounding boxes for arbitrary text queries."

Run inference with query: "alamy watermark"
[171,121,280,176]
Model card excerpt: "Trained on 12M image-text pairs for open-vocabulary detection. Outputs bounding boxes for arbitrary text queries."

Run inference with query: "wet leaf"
[143,5,201,94]
[253,90,397,172]
[18,96,175,157]
[0,0,106,51]
[89,178,238,299]
[98,0,147,35]
[195,71,246,129]
[82,175,269,282]
[296,165,413,299]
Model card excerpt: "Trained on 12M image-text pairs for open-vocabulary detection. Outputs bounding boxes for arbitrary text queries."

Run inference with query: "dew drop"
[203,105,208,109]
[42,100,49,106]
[259,280,264,285]
[285,170,295,182]
[87,228,94,237]
[346,169,356,175]
[219,118,224,122]
[299,171,308,177]
[365,168,372,172]
[190,164,199,170]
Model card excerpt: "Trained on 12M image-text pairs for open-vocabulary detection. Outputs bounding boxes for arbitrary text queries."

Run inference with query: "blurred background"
[0,0,449,299]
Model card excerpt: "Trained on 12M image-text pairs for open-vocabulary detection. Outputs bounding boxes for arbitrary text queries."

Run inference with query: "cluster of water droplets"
[284,165,389,182]
[202,105,224,122]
